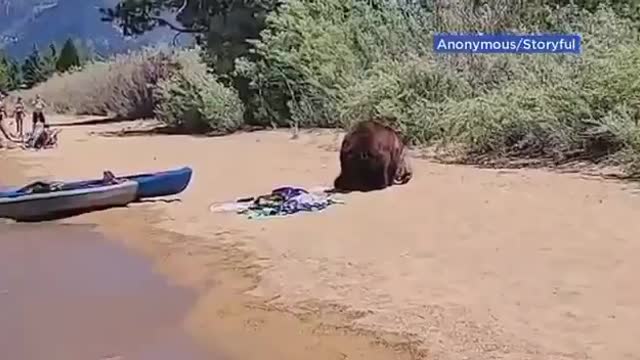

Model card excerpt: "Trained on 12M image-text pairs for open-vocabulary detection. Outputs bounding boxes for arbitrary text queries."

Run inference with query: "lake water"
[0,223,225,360]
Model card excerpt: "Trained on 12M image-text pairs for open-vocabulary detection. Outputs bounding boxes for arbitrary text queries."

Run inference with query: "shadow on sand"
[136,198,182,204]
[94,124,271,138]
[96,126,204,138]
[53,116,134,127]
[7,204,132,223]
[51,116,204,138]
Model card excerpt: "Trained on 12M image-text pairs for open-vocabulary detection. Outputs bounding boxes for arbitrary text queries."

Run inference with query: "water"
[0,223,222,360]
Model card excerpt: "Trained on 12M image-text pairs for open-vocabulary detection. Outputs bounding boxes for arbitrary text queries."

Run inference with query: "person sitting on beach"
[24,122,60,150]
[0,93,19,147]
[31,94,47,132]
[13,97,25,138]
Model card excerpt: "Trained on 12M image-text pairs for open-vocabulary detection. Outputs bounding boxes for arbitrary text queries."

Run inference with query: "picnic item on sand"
[209,186,342,219]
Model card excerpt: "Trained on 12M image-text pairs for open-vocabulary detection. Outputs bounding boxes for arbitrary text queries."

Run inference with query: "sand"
[3,115,640,360]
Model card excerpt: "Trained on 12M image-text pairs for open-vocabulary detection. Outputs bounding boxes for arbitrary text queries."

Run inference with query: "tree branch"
[151,16,208,33]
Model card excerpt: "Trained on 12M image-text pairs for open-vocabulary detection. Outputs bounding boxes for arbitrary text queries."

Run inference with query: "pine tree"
[0,59,9,92]
[22,46,46,88]
[41,43,57,78]
[21,47,39,88]
[56,38,81,72]
[21,44,57,89]
[0,54,22,91]
[8,60,22,90]
[0,52,14,91]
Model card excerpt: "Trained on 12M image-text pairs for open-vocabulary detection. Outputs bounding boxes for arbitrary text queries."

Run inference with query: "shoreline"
[3,115,640,359]
[0,117,417,360]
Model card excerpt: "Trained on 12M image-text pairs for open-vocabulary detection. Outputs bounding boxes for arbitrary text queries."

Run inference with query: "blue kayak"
[120,166,193,199]
[1,167,193,200]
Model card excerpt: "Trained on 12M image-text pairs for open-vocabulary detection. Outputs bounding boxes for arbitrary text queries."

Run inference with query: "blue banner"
[433,34,581,54]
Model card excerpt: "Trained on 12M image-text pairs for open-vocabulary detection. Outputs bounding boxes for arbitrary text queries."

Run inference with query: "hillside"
[0,0,186,59]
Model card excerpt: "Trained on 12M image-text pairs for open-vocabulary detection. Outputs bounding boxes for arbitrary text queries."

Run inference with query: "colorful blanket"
[210,186,343,219]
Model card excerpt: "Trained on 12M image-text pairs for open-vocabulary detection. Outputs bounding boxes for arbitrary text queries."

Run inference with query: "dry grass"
[12,47,178,119]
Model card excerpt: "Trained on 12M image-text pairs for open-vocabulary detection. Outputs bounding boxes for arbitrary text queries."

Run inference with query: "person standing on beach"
[32,94,47,132]
[0,93,18,147]
[0,93,6,147]
[13,97,25,138]
[0,92,6,123]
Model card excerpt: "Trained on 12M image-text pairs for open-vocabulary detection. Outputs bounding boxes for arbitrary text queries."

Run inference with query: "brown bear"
[333,117,412,192]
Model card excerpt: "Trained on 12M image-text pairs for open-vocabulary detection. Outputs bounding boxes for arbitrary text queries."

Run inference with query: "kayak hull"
[0,180,138,222]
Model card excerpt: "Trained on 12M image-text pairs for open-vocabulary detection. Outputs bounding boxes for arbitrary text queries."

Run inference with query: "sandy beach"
[3,115,640,360]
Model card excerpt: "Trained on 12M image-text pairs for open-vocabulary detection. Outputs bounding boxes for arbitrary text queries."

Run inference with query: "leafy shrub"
[153,49,245,134]
[15,0,640,174]
[243,1,640,173]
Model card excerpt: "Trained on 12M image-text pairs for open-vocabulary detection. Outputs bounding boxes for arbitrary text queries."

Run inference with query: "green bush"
[415,8,640,168]
[241,1,640,173]
[153,49,245,134]
[17,0,640,174]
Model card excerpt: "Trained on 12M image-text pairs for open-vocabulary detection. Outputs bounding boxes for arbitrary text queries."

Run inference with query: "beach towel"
[209,186,342,219]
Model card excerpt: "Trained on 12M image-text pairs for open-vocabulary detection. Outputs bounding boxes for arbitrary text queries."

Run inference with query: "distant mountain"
[0,0,189,60]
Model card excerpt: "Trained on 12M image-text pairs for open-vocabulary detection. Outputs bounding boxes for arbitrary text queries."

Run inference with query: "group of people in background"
[0,92,57,150]
[0,93,47,137]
